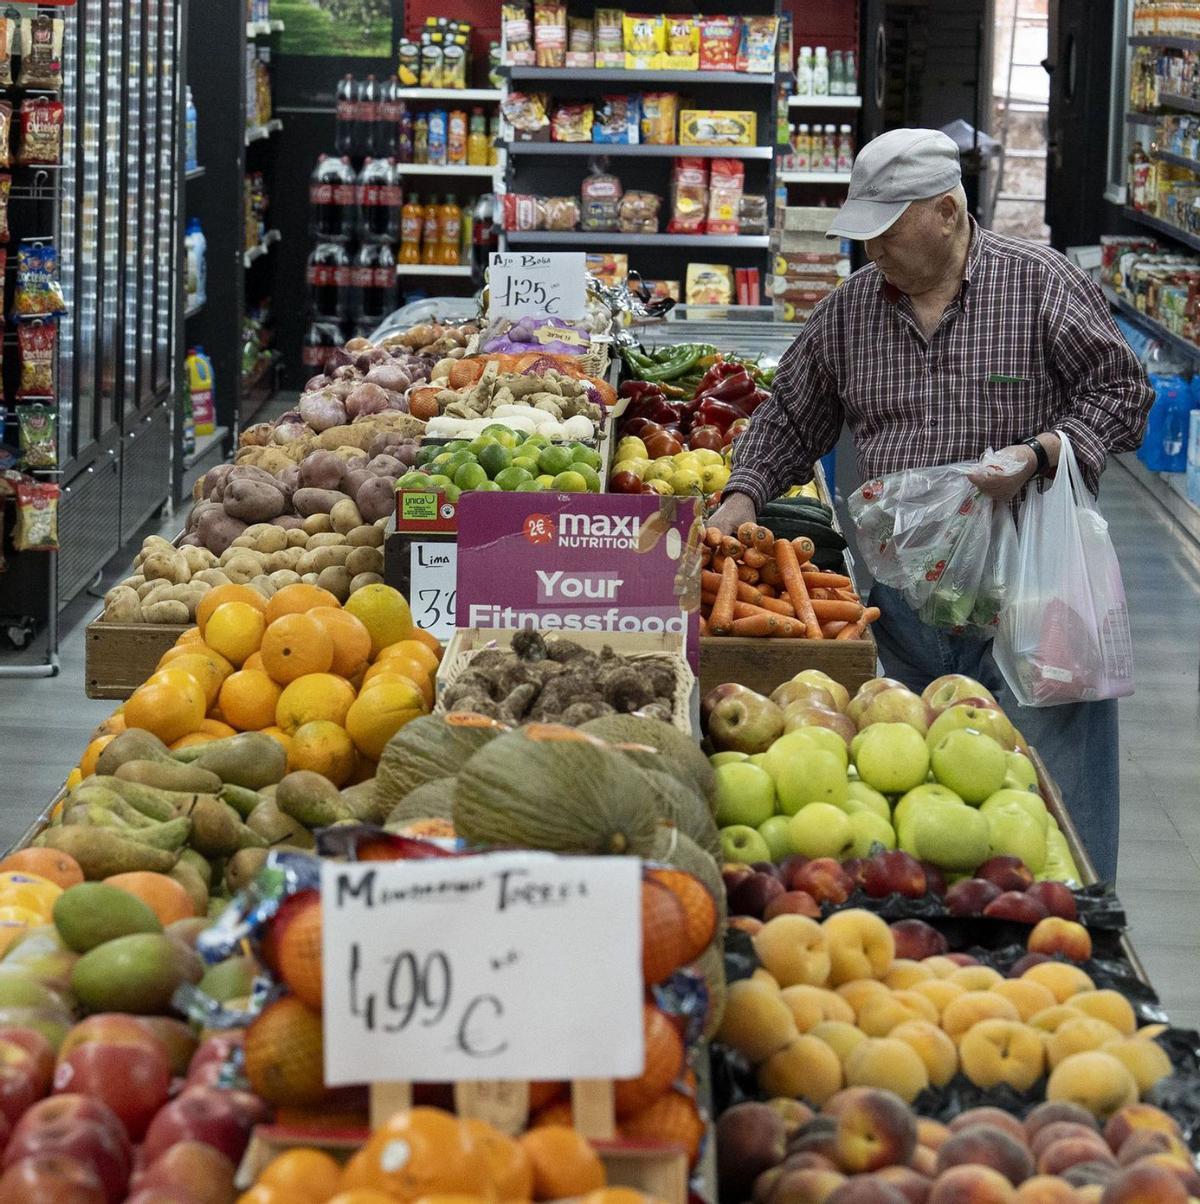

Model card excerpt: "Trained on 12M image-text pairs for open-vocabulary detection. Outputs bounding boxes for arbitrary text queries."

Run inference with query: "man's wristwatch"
[1022,437,1049,476]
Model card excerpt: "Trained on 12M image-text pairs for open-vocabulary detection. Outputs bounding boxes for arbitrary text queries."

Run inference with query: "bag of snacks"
[18,15,64,89]
[667,158,708,233]
[501,4,534,66]
[18,97,63,165]
[664,16,698,68]
[12,476,58,551]
[552,102,593,142]
[580,168,622,232]
[544,196,581,230]
[16,402,56,466]
[594,94,640,144]
[502,91,549,140]
[12,241,67,318]
[640,92,678,144]
[686,263,734,306]
[0,101,12,169]
[707,159,745,235]
[594,8,623,68]
[618,191,661,235]
[698,15,738,71]
[566,16,594,67]
[624,13,664,70]
[502,193,547,231]
[534,0,566,68]
[738,193,768,235]
[16,322,56,401]
[737,16,779,73]
[0,174,11,243]
[0,15,14,87]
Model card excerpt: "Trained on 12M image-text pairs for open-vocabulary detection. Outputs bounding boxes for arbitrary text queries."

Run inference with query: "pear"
[95,729,174,775]
[167,863,208,916]
[89,776,179,822]
[276,770,351,828]
[177,848,214,888]
[34,826,178,878]
[225,847,270,895]
[246,799,315,849]
[173,733,287,789]
[181,797,268,858]
[115,759,222,793]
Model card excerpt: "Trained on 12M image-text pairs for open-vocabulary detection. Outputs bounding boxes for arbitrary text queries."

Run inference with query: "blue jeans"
[869,584,1119,883]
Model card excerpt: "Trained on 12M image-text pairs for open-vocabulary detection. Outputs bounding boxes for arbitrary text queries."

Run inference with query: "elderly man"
[711,128,1151,881]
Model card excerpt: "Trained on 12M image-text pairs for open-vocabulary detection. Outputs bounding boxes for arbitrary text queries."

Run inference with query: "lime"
[552,470,589,493]
[536,474,556,489]
[482,425,519,449]
[574,464,602,493]
[515,479,546,492]
[570,444,602,470]
[443,450,475,472]
[538,445,574,476]
[431,452,456,470]
[521,433,550,449]
[494,466,534,491]
[415,445,441,467]
[453,462,489,491]
[442,482,462,502]
[425,474,455,492]
[396,471,429,491]
[445,440,470,454]
[512,456,541,476]
[467,435,499,456]
[475,480,502,491]
[477,443,513,479]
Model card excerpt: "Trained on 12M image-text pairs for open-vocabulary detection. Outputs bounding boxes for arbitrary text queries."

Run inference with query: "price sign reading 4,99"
[488,252,586,321]
[320,853,644,1085]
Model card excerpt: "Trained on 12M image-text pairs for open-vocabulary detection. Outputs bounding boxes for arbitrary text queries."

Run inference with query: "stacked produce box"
[771,206,851,325]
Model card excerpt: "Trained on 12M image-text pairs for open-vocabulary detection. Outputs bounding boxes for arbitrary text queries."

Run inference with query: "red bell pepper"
[742,387,770,414]
[693,359,741,397]
[620,380,667,399]
[697,367,757,405]
[696,396,749,433]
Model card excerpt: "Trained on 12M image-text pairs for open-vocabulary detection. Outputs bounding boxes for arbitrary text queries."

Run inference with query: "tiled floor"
[5,456,1200,1023]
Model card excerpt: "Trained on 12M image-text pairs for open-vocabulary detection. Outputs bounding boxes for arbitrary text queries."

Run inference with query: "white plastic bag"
[993,433,1134,706]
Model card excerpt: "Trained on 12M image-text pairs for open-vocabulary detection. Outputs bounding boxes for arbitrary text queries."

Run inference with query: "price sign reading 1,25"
[488,251,586,322]
[320,853,643,1086]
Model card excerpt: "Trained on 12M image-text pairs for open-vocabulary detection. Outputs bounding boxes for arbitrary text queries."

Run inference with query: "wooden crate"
[84,616,189,700]
[698,628,877,699]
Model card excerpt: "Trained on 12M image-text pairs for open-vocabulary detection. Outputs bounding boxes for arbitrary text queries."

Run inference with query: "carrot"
[737,522,759,547]
[792,537,816,566]
[821,621,849,638]
[737,565,760,585]
[743,547,769,569]
[775,537,822,639]
[732,600,790,621]
[699,545,713,568]
[751,525,775,552]
[708,556,738,635]
[721,536,745,560]
[701,569,763,606]
[836,607,880,640]
[757,595,796,617]
[731,613,805,637]
[808,588,833,601]
[759,559,784,589]
[799,570,852,589]
[834,588,860,603]
[757,583,778,598]
[810,599,864,622]
[704,526,724,548]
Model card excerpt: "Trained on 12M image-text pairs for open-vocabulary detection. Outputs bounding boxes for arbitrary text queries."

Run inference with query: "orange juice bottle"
[399,195,423,264]
[438,194,462,265]
[422,194,442,264]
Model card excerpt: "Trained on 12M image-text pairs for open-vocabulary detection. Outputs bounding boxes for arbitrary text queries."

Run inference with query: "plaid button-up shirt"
[727,219,1153,506]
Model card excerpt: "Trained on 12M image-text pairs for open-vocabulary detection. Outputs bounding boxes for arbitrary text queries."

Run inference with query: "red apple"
[644,432,684,458]
[726,418,751,442]
[982,891,1049,924]
[139,1087,251,1167]
[12,1095,129,1150]
[58,1016,169,1066]
[862,851,927,900]
[4,1112,131,1203]
[0,1029,55,1094]
[608,470,645,494]
[1026,881,1078,921]
[54,1041,171,1141]
[945,878,1002,917]
[620,417,663,439]
[223,1090,271,1129]
[134,1019,198,1079]
[0,1154,107,1204]
[184,1036,242,1088]
[0,1060,41,1127]
[889,919,948,961]
[793,858,855,905]
[764,890,822,920]
[975,856,1035,893]
[129,1142,236,1204]
[688,424,725,452]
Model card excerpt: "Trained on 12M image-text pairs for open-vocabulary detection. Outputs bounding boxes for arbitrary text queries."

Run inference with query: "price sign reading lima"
[488,251,587,321]
[320,853,644,1085]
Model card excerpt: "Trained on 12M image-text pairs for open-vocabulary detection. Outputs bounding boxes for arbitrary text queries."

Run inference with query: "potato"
[345,545,384,577]
[180,545,216,575]
[330,498,364,534]
[264,548,304,573]
[197,509,247,555]
[301,573,320,585]
[136,579,164,601]
[306,532,347,548]
[286,528,310,548]
[119,575,146,591]
[277,465,302,502]
[192,569,231,588]
[342,468,372,500]
[297,545,352,576]
[347,524,385,548]
[316,565,352,602]
[186,500,222,533]
[269,570,302,589]
[314,425,373,452]
[249,575,278,598]
[103,586,142,623]
[349,572,384,594]
[302,513,333,536]
[254,449,295,476]
[356,475,396,523]
[142,551,189,584]
[134,536,175,567]
[198,464,233,499]
[223,553,266,585]
[366,454,404,478]
[223,478,286,523]
[142,600,190,624]
[219,545,264,567]
[298,450,344,492]
[272,514,307,532]
[248,525,288,555]
[293,488,350,518]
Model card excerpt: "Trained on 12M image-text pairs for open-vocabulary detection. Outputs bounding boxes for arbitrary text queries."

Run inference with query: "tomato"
[644,432,684,459]
[608,471,645,494]
[687,424,725,452]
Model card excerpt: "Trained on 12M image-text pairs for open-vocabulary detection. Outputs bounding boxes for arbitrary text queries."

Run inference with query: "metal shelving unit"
[1158,91,1200,114]
[788,95,862,109]
[186,164,205,180]
[503,66,779,86]
[183,425,229,469]
[1102,284,1200,363]
[503,142,774,160]
[395,87,502,102]
[1155,148,1200,173]
[1129,33,1200,51]
[1120,205,1200,253]
[396,263,474,277]
[243,229,281,268]
[777,171,850,185]
[504,231,770,249]
[244,117,282,145]
[395,163,501,177]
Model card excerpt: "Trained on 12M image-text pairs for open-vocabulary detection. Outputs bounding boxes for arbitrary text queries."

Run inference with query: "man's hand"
[967,445,1038,503]
[707,491,757,536]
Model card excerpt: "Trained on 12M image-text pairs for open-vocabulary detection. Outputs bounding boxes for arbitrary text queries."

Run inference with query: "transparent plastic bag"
[993,433,1134,706]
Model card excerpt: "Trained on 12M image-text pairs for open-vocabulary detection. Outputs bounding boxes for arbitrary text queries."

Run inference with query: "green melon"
[579,714,716,808]
[376,715,502,813]
[454,729,659,856]
[639,769,720,858]
[385,776,457,828]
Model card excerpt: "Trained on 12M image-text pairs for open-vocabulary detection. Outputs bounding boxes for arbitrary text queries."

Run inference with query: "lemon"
[344,584,414,656]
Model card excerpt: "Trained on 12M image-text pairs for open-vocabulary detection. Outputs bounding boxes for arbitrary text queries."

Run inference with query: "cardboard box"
[774,251,851,277]
[772,276,841,300]
[85,617,189,700]
[679,109,756,146]
[699,628,878,699]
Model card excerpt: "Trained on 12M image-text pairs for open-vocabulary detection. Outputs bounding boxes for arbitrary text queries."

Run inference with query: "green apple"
[710,751,749,768]
[893,783,965,831]
[714,763,776,829]
[773,749,849,816]
[925,703,1018,752]
[847,811,897,858]
[764,729,848,779]
[787,803,854,860]
[720,825,773,865]
[929,729,1008,804]
[748,753,771,769]
[757,816,796,861]
[853,723,930,795]
[905,804,990,872]
[1004,750,1040,792]
[985,807,1047,874]
[792,669,850,711]
[838,782,891,820]
[980,788,1048,834]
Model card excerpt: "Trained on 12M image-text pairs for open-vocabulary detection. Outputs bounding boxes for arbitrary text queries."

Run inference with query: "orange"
[171,732,217,750]
[260,725,293,754]
[582,1192,669,1204]
[205,602,267,667]
[244,997,328,1107]
[361,666,433,710]
[79,734,117,778]
[620,1089,705,1166]
[276,673,356,735]
[641,878,690,986]
[379,639,440,678]
[645,867,718,964]
[0,849,83,889]
[264,582,340,626]
[196,583,267,635]
[104,871,197,924]
[219,670,283,733]
[258,1148,342,1202]
[124,680,206,744]
[147,669,209,719]
[344,585,413,656]
[160,650,234,706]
[177,626,203,644]
[200,717,238,738]
[408,627,444,661]
[344,679,426,760]
[288,721,357,786]
[243,650,265,672]
[462,1118,533,1200]
[309,606,373,678]
[519,1125,606,1199]
[614,1004,684,1118]
[275,892,323,1008]
[90,712,127,739]
[531,1100,573,1128]
[261,613,335,684]
[327,1194,397,1204]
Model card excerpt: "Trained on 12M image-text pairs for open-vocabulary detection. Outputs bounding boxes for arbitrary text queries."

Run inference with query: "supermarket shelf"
[244,118,282,146]
[788,95,863,108]
[243,229,281,267]
[778,171,850,184]
[183,427,228,470]
[504,142,774,159]
[185,165,205,181]
[394,87,503,102]
[504,66,778,86]
[184,300,204,320]
[394,163,501,177]
[246,19,283,36]
[1102,283,1200,362]
[1116,452,1200,546]
[1155,148,1200,173]
[1157,90,1200,114]
[396,263,473,277]
[1120,205,1200,252]
[504,231,770,248]
[1129,33,1200,51]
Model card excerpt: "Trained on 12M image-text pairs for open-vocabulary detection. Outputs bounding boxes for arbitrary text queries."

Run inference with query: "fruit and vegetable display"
[621,345,775,405]
[699,522,873,641]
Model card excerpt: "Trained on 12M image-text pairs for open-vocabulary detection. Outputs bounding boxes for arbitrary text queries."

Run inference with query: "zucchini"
[761,498,834,523]
[760,516,847,551]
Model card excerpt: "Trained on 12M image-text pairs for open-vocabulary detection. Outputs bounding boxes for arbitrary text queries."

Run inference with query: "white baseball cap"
[827,128,962,240]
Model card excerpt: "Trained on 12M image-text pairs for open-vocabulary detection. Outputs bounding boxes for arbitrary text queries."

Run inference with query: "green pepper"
[637,345,713,382]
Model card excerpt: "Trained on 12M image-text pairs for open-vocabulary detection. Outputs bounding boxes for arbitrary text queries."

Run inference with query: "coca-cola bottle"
[358,158,401,243]
[355,242,397,329]
[302,319,344,374]
[309,155,358,241]
[472,192,499,277]
[356,74,380,157]
[334,75,356,156]
[377,78,400,158]
[307,242,353,324]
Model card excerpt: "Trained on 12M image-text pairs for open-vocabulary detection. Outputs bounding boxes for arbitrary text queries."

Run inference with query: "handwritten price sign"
[320,853,643,1085]
[409,541,457,642]
[488,252,586,320]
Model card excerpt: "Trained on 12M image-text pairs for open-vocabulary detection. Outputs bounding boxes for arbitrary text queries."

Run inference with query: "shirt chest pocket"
[965,373,1051,445]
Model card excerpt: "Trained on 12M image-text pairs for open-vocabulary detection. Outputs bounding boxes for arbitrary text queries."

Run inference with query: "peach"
[1131,1023,1167,1042]
[1074,1188,1104,1204]
[824,1181,910,1204]
[838,979,892,1016]
[911,979,966,1017]
[1024,1101,1100,1143]
[755,915,833,988]
[731,916,765,936]
[1069,991,1136,1037]
[717,1101,789,1201]
[767,1097,815,1135]
[1014,1177,1081,1204]
[858,995,930,1038]
[890,990,940,1025]
[718,978,800,1062]
[1101,1039,1171,1095]
[1046,1018,1125,1070]
[948,965,1005,991]
[928,1165,1017,1204]
[831,1085,918,1173]
[780,1151,839,1174]
[1031,1123,1110,1161]
[1097,1163,1188,1204]
[759,1036,845,1105]
[781,986,830,1033]
[1028,918,1093,964]
[917,1118,952,1151]
[1037,1138,1116,1177]
[1030,1005,1089,1035]
[754,968,783,990]
[787,1117,841,1163]
[949,1108,1029,1147]
[822,910,896,985]
[784,985,857,1026]
[921,956,963,979]
[990,978,1057,1022]
[959,1019,1046,1092]
[1130,1153,1200,1195]
[762,1166,847,1204]
[1115,1128,1191,1166]
[1046,1052,1138,1121]
[875,1165,934,1203]
[911,1146,939,1177]
[809,1021,869,1065]
[888,1021,958,1088]
[1101,1103,1181,1153]
[844,1038,930,1104]
[822,1086,880,1117]
[1022,962,1096,1003]
[885,960,935,990]
[937,1125,1035,1185]
[941,992,1021,1041]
